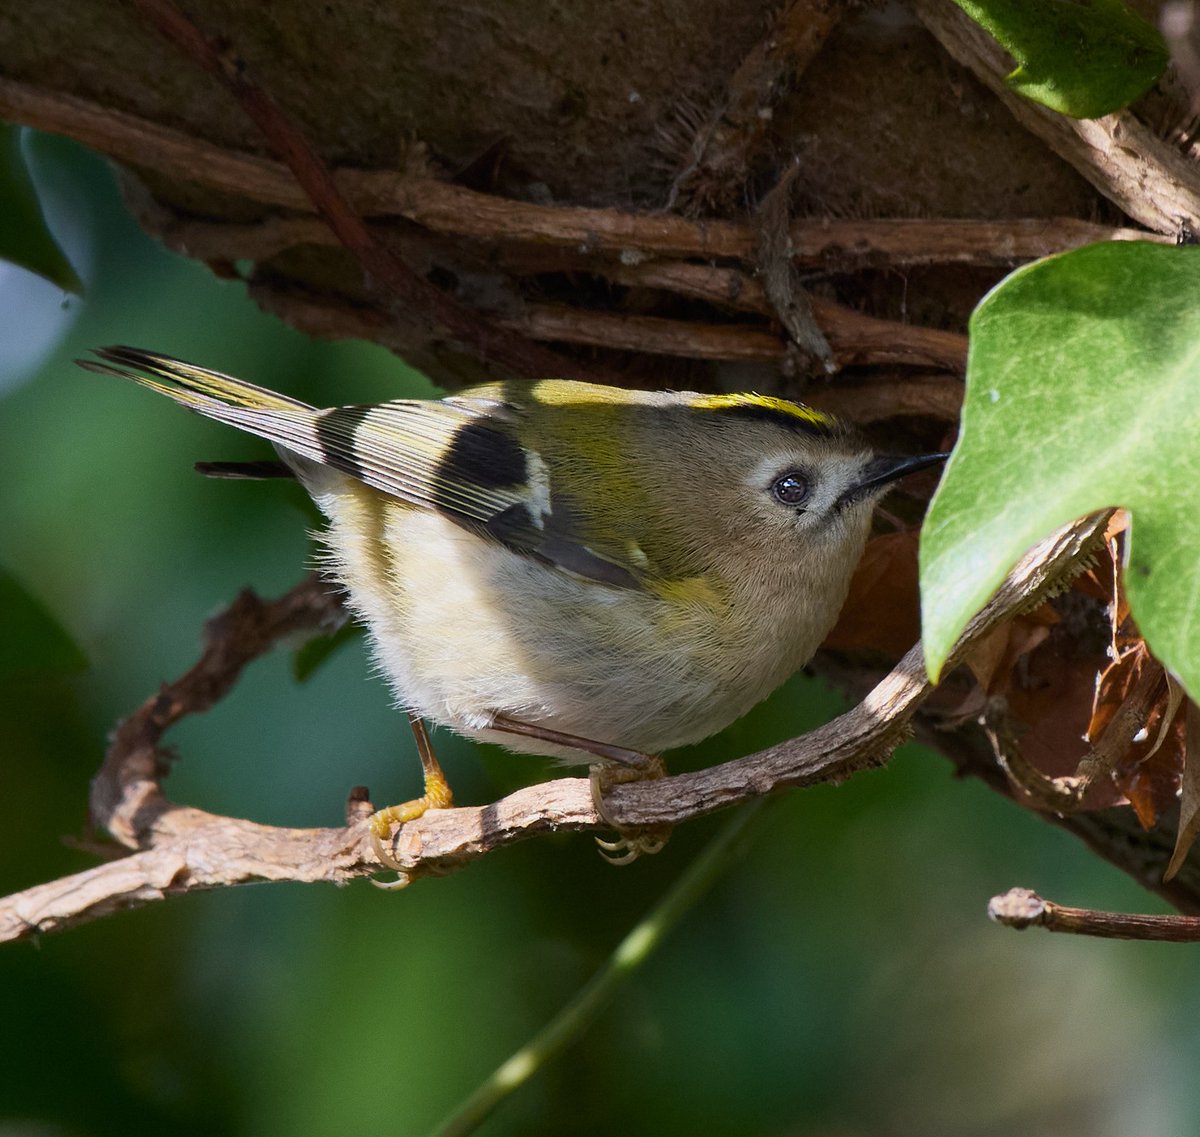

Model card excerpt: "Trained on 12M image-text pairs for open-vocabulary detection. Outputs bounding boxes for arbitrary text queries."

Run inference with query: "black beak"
[840,452,949,507]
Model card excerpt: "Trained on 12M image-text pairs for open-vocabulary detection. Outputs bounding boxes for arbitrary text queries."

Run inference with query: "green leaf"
[920,241,1200,699]
[0,124,84,295]
[0,565,87,676]
[292,619,360,683]
[952,0,1167,118]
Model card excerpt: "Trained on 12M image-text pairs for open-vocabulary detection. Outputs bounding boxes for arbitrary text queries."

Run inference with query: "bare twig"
[145,212,970,370]
[915,0,1200,235]
[509,301,965,370]
[983,710,1086,812]
[0,512,1107,944]
[499,305,787,362]
[805,373,963,422]
[611,260,968,370]
[127,0,606,382]
[608,260,772,313]
[756,160,834,370]
[666,0,846,212]
[984,656,1167,817]
[807,296,967,371]
[90,575,346,846]
[989,887,1200,941]
[0,75,1165,269]
[230,277,971,371]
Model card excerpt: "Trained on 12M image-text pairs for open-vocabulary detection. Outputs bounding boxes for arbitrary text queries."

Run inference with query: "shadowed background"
[2,135,1197,1137]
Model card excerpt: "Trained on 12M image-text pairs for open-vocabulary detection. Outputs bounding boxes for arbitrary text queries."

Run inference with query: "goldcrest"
[83,347,944,850]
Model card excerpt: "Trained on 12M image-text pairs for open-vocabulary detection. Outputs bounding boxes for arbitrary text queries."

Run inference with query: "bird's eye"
[771,471,810,506]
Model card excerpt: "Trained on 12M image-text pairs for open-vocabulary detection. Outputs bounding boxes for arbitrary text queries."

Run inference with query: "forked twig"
[0,513,1107,944]
[127,0,608,382]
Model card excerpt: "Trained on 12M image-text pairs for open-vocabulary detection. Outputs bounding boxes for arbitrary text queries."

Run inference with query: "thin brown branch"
[149,213,969,371]
[609,261,968,371]
[90,576,346,846]
[0,781,602,944]
[988,887,1200,940]
[127,0,606,382]
[248,284,967,371]
[983,709,1087,812]
[808,296,968,371]
[914,0,1200,235]
[245,285,410,356]
[502,305,787,362]
[666,0,846,212]
[756,160,834,369]
[0,512,1107,944]
[0,75,1165,269]
[805,374,963,422]
[248,281,792,366]
[608,260,771,313]
[786,217,1166,268]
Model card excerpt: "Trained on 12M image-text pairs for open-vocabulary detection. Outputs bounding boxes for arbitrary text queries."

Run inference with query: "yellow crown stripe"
[689,392,835,428]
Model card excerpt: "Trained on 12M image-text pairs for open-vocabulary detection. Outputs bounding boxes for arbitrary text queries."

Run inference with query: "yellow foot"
[590,759,671,866]
[369,714,455,887]
[369,774,453,877]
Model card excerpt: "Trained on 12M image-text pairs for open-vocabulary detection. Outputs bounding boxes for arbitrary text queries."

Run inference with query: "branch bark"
[126,0,609,382]
[141,210,972,369]
[989,888,1200,941]
[914,0,1200,236]
[1,65,1165,376]
[0,74,1163,268]
[666,0,846,212]
[0,512,1106,944]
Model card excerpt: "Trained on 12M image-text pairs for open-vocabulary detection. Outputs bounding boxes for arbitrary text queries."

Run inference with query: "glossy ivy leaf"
[952,0,1167,118]
[0,123,84,295]
[921,242,1200,701]
[0,566,87,676]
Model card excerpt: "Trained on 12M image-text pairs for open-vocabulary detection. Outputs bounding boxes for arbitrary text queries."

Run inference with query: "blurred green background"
[3,134,1199,1137]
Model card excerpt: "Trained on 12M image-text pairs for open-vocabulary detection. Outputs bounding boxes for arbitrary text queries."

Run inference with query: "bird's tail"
[78,345,332,465]
[81,345,312,413]
[80,345,499,516]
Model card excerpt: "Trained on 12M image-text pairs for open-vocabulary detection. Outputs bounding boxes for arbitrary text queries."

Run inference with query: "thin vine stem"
[429,799,767,1137]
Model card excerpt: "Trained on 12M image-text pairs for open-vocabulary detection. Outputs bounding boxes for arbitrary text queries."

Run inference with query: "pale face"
[666,431,883,593]
[743,445,881,538]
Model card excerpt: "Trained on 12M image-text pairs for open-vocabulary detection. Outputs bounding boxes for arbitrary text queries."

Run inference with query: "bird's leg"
[488,713,656,769]
[488,713,671,865]
[369,713,454,875]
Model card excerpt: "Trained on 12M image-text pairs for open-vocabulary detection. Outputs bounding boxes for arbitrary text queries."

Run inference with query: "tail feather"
[79,346,530,536]
[83,346,311,413]
[79,346,338,471]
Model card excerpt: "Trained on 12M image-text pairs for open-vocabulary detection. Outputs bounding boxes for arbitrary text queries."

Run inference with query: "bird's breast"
[309,479,832,759]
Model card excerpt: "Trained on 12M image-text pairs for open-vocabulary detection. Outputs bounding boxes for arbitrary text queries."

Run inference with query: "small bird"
[82,347,945,865]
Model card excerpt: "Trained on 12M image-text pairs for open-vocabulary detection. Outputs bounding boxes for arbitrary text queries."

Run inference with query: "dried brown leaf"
[1110,668,1183,830]
[963,606,1058,694]
[822,530,921,656]
[1165,699,1200,881]
[1086,642,1148,745]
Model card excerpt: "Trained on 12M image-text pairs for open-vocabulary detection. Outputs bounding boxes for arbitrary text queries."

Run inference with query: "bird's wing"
[82,346,643,590]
